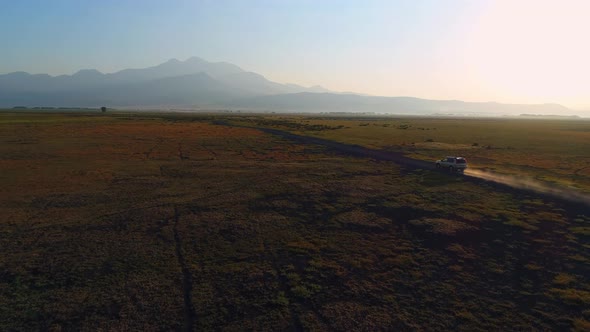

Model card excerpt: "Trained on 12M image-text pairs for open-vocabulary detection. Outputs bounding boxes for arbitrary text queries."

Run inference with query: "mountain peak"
[0,57,334,108]
[73,69,102,76]
[307,85,330,93]
[185,56,206,63]
[5,71,31,77]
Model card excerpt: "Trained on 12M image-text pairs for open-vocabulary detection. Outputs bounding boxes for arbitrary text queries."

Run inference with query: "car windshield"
[456,159,466,164]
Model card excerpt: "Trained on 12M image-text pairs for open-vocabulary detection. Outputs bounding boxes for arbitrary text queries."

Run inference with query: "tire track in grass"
[178,142,188,160]
[173,206,196,331]
[263,240,304,331]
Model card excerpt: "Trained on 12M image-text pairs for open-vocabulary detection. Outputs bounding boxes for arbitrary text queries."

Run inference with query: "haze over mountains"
[0,57,329,107]
[0,57,572,115]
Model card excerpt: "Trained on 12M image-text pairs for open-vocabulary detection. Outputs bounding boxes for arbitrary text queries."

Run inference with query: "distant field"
[230,115,590,193]
[1,112,589,330]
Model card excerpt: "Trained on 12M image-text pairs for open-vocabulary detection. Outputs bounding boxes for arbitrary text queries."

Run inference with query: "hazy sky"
[1,0,589,108]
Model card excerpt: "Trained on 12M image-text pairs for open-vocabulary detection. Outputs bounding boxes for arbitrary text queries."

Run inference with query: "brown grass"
[0,112,588,330]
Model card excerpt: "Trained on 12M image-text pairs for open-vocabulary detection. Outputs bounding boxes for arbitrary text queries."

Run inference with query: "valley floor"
[1,112,589,330]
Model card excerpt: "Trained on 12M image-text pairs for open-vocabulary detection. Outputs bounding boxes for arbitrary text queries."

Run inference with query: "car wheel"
[436,163,441,168]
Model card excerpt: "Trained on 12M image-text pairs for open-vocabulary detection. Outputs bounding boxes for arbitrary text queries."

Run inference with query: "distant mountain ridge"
[0,57,330,106]
[232,93,571,115]
[0,57,572,115]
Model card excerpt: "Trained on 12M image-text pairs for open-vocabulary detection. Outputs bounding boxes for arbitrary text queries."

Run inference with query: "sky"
[1,0,589,109]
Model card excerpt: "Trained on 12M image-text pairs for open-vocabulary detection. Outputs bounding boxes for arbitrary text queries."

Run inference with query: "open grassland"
[230,115,590,193]
[1,112,589,330]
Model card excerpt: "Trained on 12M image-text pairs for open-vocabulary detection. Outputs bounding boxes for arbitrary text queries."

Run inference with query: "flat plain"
[1,111,589,330]
[231,115,590,193]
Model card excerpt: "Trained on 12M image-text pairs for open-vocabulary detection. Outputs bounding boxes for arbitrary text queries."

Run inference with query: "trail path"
[216,122,590,208]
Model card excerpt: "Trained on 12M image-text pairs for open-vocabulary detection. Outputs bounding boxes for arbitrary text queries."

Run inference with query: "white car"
[435,156,467,172]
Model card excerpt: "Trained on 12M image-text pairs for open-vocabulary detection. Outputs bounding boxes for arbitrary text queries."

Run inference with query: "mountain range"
[0,57,571,115]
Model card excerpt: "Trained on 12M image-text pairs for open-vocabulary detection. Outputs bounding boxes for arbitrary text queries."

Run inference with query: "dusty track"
[216,123,590,209]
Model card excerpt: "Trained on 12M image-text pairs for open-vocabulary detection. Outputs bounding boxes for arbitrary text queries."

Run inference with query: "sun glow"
[463,0,590,107]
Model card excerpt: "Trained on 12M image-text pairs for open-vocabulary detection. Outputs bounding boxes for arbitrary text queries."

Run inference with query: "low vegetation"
[230,115,590,193]
[0,111,588,330]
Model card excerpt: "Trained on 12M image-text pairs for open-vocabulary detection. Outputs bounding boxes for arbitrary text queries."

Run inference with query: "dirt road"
[250,126,590,208]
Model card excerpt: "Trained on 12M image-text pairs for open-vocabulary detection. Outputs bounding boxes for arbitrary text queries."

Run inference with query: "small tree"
[101,106,106,113]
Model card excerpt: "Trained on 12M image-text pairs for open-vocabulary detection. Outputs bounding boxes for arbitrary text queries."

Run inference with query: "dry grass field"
[230,115,590,193]
[1,112,589,330]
